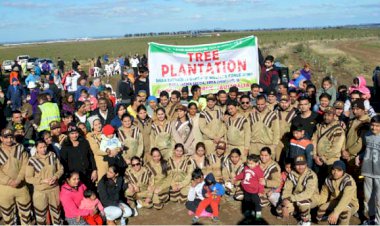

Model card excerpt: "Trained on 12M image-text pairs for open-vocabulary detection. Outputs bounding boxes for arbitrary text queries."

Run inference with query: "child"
[234,154,264,219]
[79,189,104,225]
[316,76,336,107]
[288,124,313,168]
[315,93,331,119]
[192,173,225,223]
[277,159,292,193]
[349,75,371,100]
[289,70,306,89]
[100,124,122,154]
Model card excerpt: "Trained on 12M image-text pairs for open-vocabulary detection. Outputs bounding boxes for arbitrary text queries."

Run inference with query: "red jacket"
[60,183,92,218]
[235,165,264,194]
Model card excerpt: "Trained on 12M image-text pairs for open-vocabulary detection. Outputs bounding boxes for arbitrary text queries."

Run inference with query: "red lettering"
[206,62,214,74]
[195,53,202,62]
[178,64,186,76]
[204,51,211,61]
[162,65,169,77]
[198,63,204,73]
[237,60,247,71]
[212,50,220,61]
[188,64,197,75]
[227,60,236,72]
[170,65,176,77]
[214,61,221,73]
[188,53,194,62]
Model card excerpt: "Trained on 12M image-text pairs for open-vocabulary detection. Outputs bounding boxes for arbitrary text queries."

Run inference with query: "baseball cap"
[280,94,290,102]
[324,106,336,115]
[351,99,365,110]
[176,105,188,112]
[50,121,61,130]
[67,123,78,133]
[1,128,14,137]
[294,155,307,165]
[333,101,344,109]
[268,89,277,96]
[206,94,216,101]
[216,141,226,150]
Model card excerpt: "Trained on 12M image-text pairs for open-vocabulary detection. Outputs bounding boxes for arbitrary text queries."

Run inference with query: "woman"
[145,148,171,210]
[222,148,245,200]
[60,123,97,189]
[150,108,174,160]
[98,166,133,225]
[125,156,154,209]
[86,115,109,181]
[135,105,153,162]
[118,113,143,164]
[60,172,95,225]
[26,140,64,225]
[168,143,194,203]
[62,93,75,114]
[190,142,211,175]
[171,105,195,155]
[187,102,203,146]
[208,141,228,183]
[111,104,127,129]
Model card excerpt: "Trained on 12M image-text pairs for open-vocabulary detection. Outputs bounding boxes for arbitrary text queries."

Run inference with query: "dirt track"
[127,197,361,225]
[335,40,380,67]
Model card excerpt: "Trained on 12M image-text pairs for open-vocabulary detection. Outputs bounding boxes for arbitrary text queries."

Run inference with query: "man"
[189,85,206,111]
[57,57,65,73]
[167,90,181,120]
[75,77,89,101]
[334,100,349,130]
[317,160,359,225]
[34,94,61,132]
[6,78,25,111]
[344,90,376,118]
[277,155,319,226]
[259,147,281,208]
[238,94,253,118]
[199,94,226,154]
[217,90,228,114]
[312,107,345,186]
[278,82,288,96]
[92,97,115,125]
[342,99,370,165]
[259,55,279,94]
[249,83,260,107]
[266,89,278,111]
[72,58,80,71]
[225,101,250,159]
[180,86,191,106]
[130,55,140,78]
[74,101,87,123]
[127,96,142,119]
[228,86,239,102]
[275,94,297,161]
[248,95,280,156]
[88,78,101,98]
[291,96,318,139]
[289,89,299,109]
[159,91,170,112]
[0,129,33,224]
[6,110,34,140]
[134,66,150,97]
[117,73,134,105]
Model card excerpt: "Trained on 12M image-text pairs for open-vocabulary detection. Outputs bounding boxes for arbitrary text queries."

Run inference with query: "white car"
[16,55,30,64]
[27,57,38,70]
[34,58,56,71]
[1,60,14,73]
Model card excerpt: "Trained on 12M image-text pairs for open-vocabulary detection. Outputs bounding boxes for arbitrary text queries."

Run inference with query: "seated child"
[79,189,104,225]
[234,154,264,219]
[287,124,313,168]
[192,173,225,223]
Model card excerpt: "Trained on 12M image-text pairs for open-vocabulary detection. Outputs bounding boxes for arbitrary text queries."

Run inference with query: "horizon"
[0,0,379,44]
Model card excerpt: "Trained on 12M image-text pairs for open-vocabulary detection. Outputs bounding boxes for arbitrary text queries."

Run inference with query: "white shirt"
[66,72,80,92]
[187,181,205,201]
[130,58,139,68]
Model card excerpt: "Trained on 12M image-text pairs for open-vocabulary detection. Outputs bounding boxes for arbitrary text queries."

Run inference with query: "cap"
[324,106,336,114]
[268,89,277,96]
[333,101,344,109]
[76,101,85,110]
[1,128,14,137]
[87,115,100,130]
[147,96,158,103]
[14,123,24,131]
[137,90,147,97]
[181,86,189,93]
[351,99,365,110]
[206,94,216,101]
[176,104,188,112]
[216,141,226,150]
[294,155,307,165]
[332,160,346,172]
[102,124,115,136]
[67,123,78,133]
[280,94,290,102]
[12,78,18,82]
[50,121,61,130]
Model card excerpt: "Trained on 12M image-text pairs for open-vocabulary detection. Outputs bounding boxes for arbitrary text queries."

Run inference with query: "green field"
[1,28,379,64]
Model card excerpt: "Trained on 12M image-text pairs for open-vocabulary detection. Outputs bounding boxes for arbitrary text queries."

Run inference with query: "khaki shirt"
[282,168,319,202]
[0,144,28,186]
[249,107,280,145]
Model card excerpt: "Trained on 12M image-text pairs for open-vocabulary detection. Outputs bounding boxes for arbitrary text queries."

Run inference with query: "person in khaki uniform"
[208,141,228,183]
[222,148,245,200]
[145,148,171,210]
[168,143,194,203]
[150,108,174,160]
[249,95,280,157]
[274,95,298,161]
[166,91,181,120]
[125,156,154,209]
[266,89,279,111]
[316,160,359,225]
[25,140,64,225]
[135,105,153,162]
[0,129,33,225]
[277,155,319,226]
[199,94,226,155]
[118,114,144,164]
[259,147,282,207]
[171,105,195,155]
[226,101,250,159]
[312,107,345,186]
[238,95,253,118]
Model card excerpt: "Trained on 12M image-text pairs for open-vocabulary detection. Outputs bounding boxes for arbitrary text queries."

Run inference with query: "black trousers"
[242,191,261,212]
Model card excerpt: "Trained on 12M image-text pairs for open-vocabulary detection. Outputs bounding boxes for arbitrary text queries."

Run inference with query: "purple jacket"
[29,89,39,114]
[300,68,311,80]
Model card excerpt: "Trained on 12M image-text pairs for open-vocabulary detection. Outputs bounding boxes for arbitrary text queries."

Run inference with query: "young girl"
[118,113,144,164]
[79,189,104,225]
[135,105,153,162]
[315,76,336,108]
[150,108,174,160]
[349,75,371,100]
[191,142,211,175]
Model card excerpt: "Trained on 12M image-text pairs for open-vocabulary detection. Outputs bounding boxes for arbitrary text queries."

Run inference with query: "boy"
[234,154,264,219]
[260,55,279,94]
[192,173,225,223]
[288,124,313,168]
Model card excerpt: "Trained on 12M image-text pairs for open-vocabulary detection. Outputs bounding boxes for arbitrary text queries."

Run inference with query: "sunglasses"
[131,163,141,167]
[241,102,250,104]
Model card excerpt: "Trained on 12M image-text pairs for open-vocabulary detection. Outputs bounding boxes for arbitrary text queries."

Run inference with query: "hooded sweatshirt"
[235,165,264,194]
[361,131,380,178]
[349,76,371,99]
[204,173,225,196]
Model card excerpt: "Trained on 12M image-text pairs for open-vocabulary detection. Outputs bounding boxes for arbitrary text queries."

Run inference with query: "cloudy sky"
[0,0,379,43]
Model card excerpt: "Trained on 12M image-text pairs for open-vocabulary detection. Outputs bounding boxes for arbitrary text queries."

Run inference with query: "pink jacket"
[60,183,92,218]
[349,75,371,99]
[79,198,104,212]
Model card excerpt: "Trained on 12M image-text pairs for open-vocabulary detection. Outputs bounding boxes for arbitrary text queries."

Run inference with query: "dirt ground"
[127,197,361,225]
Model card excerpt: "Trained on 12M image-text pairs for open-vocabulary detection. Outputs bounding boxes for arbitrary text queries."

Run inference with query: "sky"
[0,0,379,43]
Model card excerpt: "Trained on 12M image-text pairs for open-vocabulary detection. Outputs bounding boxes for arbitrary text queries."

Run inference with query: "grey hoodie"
[361,131,380,178]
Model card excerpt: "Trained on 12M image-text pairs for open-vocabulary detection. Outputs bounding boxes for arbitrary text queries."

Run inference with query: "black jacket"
[98,175,127,207]
[91,108,115,126]
[117,79,134,101]
[134,78,150,97]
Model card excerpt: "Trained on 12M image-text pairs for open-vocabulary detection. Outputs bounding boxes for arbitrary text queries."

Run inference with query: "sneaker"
[120,217,126,226]
[136,200,143,209]
[316,215,328,222]
[133,208,139,217]
[298,220,311,226]
[362,219,378,225]
[255,211,262,219]
[192,216,199,224]
[212,217,220,222]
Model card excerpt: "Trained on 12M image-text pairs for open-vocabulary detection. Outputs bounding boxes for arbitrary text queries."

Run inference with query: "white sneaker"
[136,200,143,209]
[120,217,126,226]
[133,208,139,217]
[299,221,311,226]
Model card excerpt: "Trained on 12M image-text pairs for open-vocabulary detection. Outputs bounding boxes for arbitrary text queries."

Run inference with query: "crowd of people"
[0,52,379,226]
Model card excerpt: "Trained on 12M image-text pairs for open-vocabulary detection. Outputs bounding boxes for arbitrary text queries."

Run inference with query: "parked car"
[27,57,38,70]
[1,60,15,73]
[34,58,56,71]
[16,55,30,64]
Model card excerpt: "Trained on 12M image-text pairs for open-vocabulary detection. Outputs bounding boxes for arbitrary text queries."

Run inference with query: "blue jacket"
[25,74,40,85]
[204,173,225,196]
[75,85,89,101]
[88,85,99,97]
[6,84,25,110]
